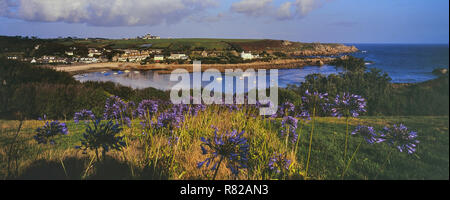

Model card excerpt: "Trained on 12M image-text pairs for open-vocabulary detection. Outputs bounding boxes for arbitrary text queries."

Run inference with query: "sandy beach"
[49,58,337,75]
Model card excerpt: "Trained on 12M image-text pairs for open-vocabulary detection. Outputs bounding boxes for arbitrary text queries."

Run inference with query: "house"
[154,55,164,61]
[7,56,18,60]
[30,58,37,63]
[168,54,188,60]
[241,51,259,60]
[79,57,98,64]
[88,48,102,57]
[65,51,74,56]
[115,50,150,62]
[40,56,68,64]
[142,33,161,40]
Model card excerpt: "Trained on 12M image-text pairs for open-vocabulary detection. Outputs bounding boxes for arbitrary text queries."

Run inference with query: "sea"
[74,44,449,91]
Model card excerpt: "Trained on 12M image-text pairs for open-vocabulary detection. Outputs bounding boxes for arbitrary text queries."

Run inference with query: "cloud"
[231,0,272,17]
[231,0,331,20]
[1,0,218,26]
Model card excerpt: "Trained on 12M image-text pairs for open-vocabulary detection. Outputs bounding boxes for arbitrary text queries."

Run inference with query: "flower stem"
[305,107,316,179]
[375,149,394,180]
[213,156,224,180]
[344,117,349,161]
[341,140,363,179]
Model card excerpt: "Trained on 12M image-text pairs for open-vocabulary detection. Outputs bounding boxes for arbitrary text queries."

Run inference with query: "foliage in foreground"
[0,94,448,180]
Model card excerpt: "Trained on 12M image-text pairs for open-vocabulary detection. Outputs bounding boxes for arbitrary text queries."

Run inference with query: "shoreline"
[48,57,338,75]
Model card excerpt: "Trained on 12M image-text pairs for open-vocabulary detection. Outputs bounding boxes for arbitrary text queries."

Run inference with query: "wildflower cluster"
[280,116,299,144]
[74,109,96,124]
[302,90,329,114]
[380,124,419,154]
[351,125,382,144]
[268,153,291,174]
[103,96,131,127]
[272,102,295,118]
[331,93,367,118]
[198,128,249,176]
[76,119,126,157]
[34,117,68,145]
[137,100,159,119]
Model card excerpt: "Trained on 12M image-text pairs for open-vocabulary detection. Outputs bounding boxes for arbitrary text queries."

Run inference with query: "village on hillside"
[2,33,269,65]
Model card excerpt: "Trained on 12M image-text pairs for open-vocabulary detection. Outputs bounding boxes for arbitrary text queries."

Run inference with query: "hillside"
[0,36,358,58]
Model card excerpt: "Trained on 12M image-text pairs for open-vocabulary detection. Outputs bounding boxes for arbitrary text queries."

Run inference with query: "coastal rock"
[432,68,449,76]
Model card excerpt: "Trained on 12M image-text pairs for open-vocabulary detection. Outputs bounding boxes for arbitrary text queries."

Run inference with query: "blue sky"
[0,0,448,43]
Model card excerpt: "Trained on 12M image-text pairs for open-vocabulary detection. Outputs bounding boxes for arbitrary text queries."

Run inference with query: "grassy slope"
[0,114,448,180]
[60,38,263,50]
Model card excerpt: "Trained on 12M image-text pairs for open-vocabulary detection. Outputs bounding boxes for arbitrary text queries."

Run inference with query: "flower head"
[198,128,249,176]
[302,90,329,114]
[74,109,96,124]
[272,102,295,118]
[296,111,311,122]
[34,120,68,145]
[351,125,382,144]
[76,119,126,155]
[280,116,299,144]
[331,93,367,118]
[268,153,291,174]
[103,96,131,127]
[137,100,159,119]
[380,124,419,154]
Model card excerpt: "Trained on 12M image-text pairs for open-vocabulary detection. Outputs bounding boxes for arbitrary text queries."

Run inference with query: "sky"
[0,0,448,43]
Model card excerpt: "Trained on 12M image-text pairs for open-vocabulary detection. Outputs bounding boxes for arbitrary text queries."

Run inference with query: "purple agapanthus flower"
[153,105,185,130]
[281,116,299,144]
[272,102,295,118]
[137,100,159,119]
[74,109,96,124]
[34,119,69,145]
[301,90,329,114]
[103,96,131,127]
[380,124,419,154]
[331,93,367,118]
[296,111,311,122]
[198,128,249,176]
[351,125,382,144]
[268,153,291,174]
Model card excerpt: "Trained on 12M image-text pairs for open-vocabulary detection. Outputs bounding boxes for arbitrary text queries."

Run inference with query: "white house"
[168,54,188,60]
[88,48,102,57]
[79,57,98,64]
[154,55,164,61]
[240,51,258,60]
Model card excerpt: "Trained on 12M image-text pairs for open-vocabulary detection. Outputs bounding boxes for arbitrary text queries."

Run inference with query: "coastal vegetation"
[0,55,448,180]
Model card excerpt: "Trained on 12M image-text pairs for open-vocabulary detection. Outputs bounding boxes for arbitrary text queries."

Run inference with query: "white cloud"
[294,0,325,17]
[1,0,218,26]
[276,2,294,20]
[231,0,272,17]
[231,0,331,20]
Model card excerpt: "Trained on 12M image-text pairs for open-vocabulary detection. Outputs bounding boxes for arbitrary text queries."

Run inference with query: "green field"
[1,112,448,180]
[59,38,263,50]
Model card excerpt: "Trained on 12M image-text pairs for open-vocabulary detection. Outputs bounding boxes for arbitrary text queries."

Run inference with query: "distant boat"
[113,72,118,75]
[124,70,130,73]
[362,50,367,53]
[134,71,140,74]
[101,71,107,74]
[117,71,124,74]
[103,73,111,76]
